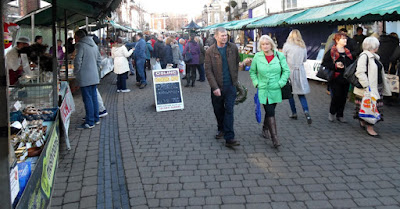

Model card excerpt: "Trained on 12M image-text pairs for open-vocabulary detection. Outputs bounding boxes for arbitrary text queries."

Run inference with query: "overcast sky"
[138,0,209,17]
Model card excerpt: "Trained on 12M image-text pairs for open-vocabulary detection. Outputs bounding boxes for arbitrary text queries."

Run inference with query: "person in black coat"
[321,33,355,123]
[154,34,165,67]
[378,33,399,74]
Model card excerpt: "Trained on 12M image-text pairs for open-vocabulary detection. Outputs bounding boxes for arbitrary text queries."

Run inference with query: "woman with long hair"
[283,29,311,124]
[249,35,290,148]
[321,33,355,122]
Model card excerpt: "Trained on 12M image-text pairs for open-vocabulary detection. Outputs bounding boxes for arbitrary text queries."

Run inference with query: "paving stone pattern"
[51,69,400,209]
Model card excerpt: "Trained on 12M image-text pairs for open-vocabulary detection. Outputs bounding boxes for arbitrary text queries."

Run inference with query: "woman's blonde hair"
[258,35,277,52]
[286,29,306,48]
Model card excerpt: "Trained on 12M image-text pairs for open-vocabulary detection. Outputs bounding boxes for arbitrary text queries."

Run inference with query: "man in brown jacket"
[205,27,240,147]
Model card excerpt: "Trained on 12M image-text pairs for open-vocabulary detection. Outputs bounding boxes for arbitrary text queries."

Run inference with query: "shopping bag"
[153,61,161,70]
[359,87,381,125]
[178,61,186,76]
[385,73,399,93]
[316,64,333,81]
[254,89,262,123]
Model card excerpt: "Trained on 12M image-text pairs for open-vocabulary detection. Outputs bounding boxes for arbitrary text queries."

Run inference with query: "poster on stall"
[152,68,184,112]
[60,83,75,135]
[10,165,19,204]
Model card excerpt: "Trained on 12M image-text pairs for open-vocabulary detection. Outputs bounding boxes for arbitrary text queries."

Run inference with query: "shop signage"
[152,68,184,112]
[60,84,75,136]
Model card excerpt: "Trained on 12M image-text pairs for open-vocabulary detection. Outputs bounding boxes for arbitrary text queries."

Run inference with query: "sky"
[138,0,210,17]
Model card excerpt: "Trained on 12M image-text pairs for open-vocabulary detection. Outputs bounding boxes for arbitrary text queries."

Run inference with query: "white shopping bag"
[153,61,161,70]
[359,87,381,125]
[178,61,186,76]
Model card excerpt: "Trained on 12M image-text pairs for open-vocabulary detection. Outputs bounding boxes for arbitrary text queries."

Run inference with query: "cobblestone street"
[51,70,400,209]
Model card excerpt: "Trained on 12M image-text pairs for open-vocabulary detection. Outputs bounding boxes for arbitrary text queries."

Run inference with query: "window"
[286,0,297,9]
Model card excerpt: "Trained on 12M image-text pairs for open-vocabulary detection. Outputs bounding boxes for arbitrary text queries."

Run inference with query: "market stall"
[1,0,124,207]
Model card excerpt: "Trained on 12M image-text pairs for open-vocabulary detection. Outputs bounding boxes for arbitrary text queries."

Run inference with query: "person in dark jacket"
[154,34,166,68]
[145,37,153,70]
[164,37,174,67]
[353,27,366,55]
[134,33,147,89]
[321,33,354,123]
[378,32,399,74]
[204,27,240,147]
[339,28,359,57]
[183,34,201,87]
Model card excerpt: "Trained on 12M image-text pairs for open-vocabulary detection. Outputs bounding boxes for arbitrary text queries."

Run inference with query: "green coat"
[249,50,290,104]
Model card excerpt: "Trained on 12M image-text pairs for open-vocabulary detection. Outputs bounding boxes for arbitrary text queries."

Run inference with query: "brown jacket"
[205,42,239,91]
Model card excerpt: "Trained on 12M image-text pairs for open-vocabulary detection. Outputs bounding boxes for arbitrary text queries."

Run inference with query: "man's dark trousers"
[211,85,236,141]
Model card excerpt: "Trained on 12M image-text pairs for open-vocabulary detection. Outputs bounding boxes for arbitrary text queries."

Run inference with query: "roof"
[182,20,202,30]
[322,0,400,23]
[246,10,304,28]
[224,17,264,30]
[285,1,358,25]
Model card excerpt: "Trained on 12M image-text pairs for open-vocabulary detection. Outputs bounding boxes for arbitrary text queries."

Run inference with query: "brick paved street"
[51,69,400,209]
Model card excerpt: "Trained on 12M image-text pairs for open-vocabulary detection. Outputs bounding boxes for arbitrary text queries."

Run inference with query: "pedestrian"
[73,29,102,129]
[112,37,134,93]
[354,37,392,137]
[377,32,399,74]
[178,38,185,54]
[134,33,148,89]
[353,27,366,54]
[249,35,290,148]
[65,37,75,57]
[205,31,216,47]
[183,34,201,87]
[171,38,183,68]
[154,34,166,68]
[321,33,355,122]
[125,38,136,75]
[164,37,174,68]
[195,36,206,82]
[145,36,153,70]
[283,29,312,124]
[204,27,240,147]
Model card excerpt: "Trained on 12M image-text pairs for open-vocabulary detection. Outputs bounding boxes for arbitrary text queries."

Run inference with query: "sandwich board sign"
[152,68,184,112]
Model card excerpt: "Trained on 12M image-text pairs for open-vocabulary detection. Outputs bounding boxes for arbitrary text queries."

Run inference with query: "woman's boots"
[266,117,280,148]
[262,116,270,139]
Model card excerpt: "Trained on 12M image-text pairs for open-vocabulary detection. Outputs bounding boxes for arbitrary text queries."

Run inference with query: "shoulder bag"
[276,53,293,100]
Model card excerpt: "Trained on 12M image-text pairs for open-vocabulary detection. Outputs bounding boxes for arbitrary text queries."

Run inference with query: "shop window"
[286,0,297,9]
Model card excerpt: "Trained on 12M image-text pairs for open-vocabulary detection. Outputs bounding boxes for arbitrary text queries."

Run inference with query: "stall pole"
[0,1,12,208]
[52,0,58,107]
[64,9,68,81]
[86,17,89,32]
[31,14,35,42]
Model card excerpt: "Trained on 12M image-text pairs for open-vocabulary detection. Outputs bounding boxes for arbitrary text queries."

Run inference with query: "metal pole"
[31,14,35,43]
[86,17,89,32]
[0,0,12,208]
[52,0,58,107]
[64,9,68,81]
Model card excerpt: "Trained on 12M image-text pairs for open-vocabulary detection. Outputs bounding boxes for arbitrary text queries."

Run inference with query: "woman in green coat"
[249,35,290,148]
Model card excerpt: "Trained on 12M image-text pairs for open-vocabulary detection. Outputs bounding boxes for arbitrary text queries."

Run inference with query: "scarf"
[330,44,353,62]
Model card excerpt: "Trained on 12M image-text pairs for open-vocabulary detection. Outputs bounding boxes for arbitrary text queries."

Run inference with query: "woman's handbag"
[184,43,192,62]
[359,86,381,125]
[276,53,292,100]
[281,79,293,100]
[254,89,262,123]
[316,64,333,81]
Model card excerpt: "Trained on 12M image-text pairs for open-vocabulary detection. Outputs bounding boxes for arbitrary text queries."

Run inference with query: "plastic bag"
[254,89,261,123]
[178,61,186,76]
[359,87,381,124]
[153,61,161,70]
